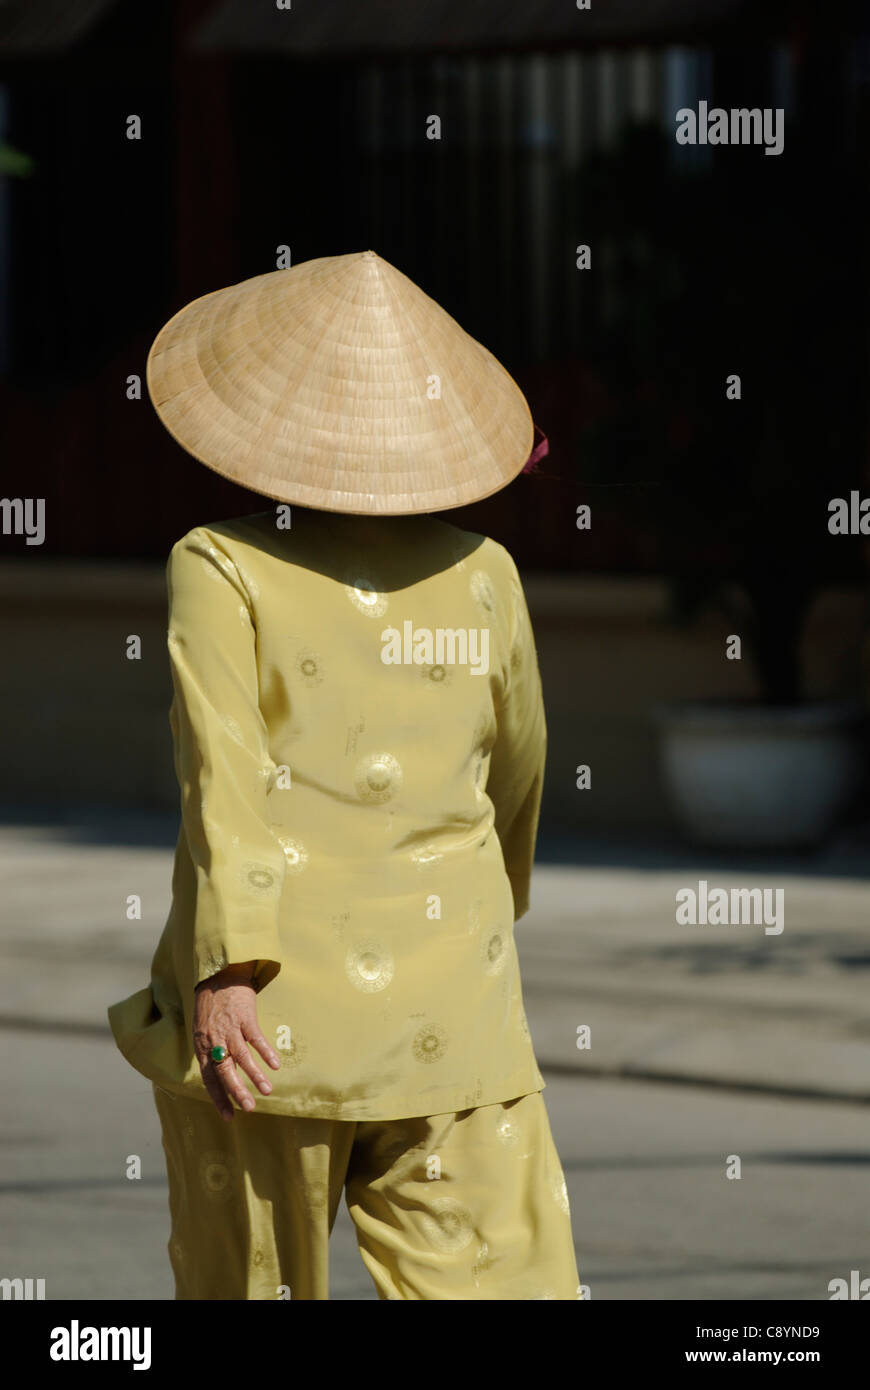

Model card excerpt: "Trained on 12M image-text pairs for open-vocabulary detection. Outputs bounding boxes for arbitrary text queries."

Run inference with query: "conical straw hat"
[146,250,535,515]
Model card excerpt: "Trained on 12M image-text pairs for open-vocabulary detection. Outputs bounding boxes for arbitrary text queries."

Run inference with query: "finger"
[213,1051,257,1113]
[244,1024,281,1073]
[234,1037,273,1096]
[200,1061,234,1122]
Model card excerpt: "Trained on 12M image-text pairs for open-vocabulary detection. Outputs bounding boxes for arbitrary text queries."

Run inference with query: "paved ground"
[2,812,869,1300]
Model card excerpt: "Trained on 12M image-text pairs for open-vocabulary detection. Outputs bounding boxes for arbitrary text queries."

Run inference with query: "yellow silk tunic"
[109,507,548,1120]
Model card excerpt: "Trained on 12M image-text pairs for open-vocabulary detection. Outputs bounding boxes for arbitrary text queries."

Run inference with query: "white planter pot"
[653,699,865,848]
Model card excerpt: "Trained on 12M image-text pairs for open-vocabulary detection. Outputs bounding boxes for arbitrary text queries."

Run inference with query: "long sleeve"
[166,527,286,990]
[487,553,548,921]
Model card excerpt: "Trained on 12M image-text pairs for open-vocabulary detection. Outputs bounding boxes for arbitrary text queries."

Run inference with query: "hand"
[193,961,281,1121]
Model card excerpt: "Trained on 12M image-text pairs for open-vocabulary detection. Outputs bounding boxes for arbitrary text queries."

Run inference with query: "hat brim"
[146,251,535,515]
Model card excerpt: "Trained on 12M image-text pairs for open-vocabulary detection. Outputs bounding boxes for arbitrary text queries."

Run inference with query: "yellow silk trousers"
[153,1085,580,1301]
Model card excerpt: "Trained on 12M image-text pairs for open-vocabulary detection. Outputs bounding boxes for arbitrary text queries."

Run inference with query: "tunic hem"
[150,1069,547,1123]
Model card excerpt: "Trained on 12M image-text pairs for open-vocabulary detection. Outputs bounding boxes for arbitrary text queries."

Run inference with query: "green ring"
[210,1045,229,1063]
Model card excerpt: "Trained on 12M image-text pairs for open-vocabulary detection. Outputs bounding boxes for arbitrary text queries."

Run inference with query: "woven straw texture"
[146,250,534,515]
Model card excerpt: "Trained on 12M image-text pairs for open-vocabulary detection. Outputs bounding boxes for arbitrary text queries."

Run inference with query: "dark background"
[2,0,867,590]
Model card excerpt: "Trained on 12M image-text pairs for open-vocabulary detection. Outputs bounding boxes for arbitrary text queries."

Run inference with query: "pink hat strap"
[521,424,549,474]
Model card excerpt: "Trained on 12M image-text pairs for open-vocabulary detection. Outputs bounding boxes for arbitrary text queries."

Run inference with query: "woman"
[109,249,580,1300]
